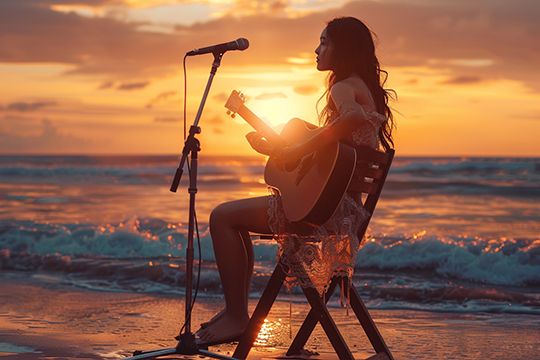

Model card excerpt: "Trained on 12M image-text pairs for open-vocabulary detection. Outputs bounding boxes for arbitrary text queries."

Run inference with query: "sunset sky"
[1,0,539,157]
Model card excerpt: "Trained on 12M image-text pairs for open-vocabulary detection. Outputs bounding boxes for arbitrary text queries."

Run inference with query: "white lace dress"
[268,106,387,295]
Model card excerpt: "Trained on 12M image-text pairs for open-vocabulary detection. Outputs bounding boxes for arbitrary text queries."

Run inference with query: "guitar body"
[225,90,357,227]
[264,118,357,226]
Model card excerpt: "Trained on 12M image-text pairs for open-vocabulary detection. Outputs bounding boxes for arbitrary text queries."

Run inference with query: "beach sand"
[0,273,538,360]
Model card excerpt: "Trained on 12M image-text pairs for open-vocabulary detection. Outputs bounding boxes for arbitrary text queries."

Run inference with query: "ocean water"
[1,154,539,316]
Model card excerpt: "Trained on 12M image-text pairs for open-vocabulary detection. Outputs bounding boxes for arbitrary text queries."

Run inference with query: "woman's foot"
[197,308,226,331]
[196,311,249,344]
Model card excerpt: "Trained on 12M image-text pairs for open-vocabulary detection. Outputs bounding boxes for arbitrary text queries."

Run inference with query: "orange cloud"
[146,91,178,108]
[0,119,94,153]
[154,117,180,122]
[293,85,319,96]
[4,101,57,112]
[117,81,151,91]
[440,76,483,85]
[255,92,287,100]
[3,0,539,89]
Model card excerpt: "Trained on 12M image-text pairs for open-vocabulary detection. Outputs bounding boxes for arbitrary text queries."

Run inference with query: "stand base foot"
[175,332,199,355]
[124,333,241,360]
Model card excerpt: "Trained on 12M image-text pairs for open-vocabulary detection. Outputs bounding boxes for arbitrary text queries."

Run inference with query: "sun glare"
[254,318,287,347]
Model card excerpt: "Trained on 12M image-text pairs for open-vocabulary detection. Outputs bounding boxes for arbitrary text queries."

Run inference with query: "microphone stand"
[124,51,242,360]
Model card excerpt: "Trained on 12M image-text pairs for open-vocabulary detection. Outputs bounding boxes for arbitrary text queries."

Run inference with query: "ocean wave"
[390,158,540,185]
[383,180,540,198]
[1,219,539,284]
[357,235,540,286]
[2,154,539,315]
[0,163,266,188]
[3,157,538,198]
[1,217,539,315]
[356,286,540,315]
[392,157,539,181]
[385,157,540,197]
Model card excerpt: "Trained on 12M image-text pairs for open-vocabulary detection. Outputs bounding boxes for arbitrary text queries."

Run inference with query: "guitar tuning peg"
[231,114,236,119]
[227,110,231,115]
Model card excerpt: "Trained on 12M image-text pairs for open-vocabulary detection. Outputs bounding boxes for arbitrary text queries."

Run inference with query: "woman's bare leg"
[198,228,254,330]
[197,196,271,342]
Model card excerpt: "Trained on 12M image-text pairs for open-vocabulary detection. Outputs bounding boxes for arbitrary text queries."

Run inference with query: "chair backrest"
[347,145,395,239]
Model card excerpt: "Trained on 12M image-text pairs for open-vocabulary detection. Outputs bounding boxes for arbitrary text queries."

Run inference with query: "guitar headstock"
[224,90,245,118]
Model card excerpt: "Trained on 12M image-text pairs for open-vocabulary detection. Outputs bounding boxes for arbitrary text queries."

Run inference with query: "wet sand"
[0,273,538,360]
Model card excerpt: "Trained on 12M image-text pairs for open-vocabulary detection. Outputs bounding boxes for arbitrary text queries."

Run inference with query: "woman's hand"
[246,131,273,156]
[273,143,303,164]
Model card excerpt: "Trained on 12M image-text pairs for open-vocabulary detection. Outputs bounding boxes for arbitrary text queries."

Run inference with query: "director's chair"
[233,145,395,360]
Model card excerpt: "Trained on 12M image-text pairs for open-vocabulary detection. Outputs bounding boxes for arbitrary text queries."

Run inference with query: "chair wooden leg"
[301,286,355,360]
[234,268,394,360]
[286,277,340,356]
[288,277,394,360]
[232,264,287,360]
[349,285,394,360]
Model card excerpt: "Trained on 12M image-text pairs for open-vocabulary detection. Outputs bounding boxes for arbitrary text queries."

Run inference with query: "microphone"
[186,38,249,56]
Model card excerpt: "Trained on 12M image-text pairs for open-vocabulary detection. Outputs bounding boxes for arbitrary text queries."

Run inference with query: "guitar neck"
[236,105,288,148]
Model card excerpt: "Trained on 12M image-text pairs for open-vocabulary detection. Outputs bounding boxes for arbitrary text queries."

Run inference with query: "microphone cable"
[183,54,187,140]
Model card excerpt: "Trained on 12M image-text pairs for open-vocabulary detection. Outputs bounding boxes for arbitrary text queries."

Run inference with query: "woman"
[197,16,395,344]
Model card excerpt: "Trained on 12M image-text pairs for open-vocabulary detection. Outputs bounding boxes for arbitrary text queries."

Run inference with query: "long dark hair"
[318,16,395,151]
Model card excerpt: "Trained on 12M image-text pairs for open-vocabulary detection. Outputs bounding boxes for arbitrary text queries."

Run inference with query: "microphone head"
[235,38,249,51]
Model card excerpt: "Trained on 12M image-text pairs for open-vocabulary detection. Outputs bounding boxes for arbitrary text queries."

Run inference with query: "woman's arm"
[276,81,371,162]
[246,131,274,156]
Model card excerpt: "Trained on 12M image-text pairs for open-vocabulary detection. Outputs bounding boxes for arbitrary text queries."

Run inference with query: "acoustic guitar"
[225,90,357,226]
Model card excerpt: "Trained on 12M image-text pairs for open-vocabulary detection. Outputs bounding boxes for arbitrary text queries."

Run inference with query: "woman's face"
[315,27,333,71]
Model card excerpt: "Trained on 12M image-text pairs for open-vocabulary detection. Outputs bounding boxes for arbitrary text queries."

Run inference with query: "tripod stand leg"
[125,347,178,360]
[125,347,242,360]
